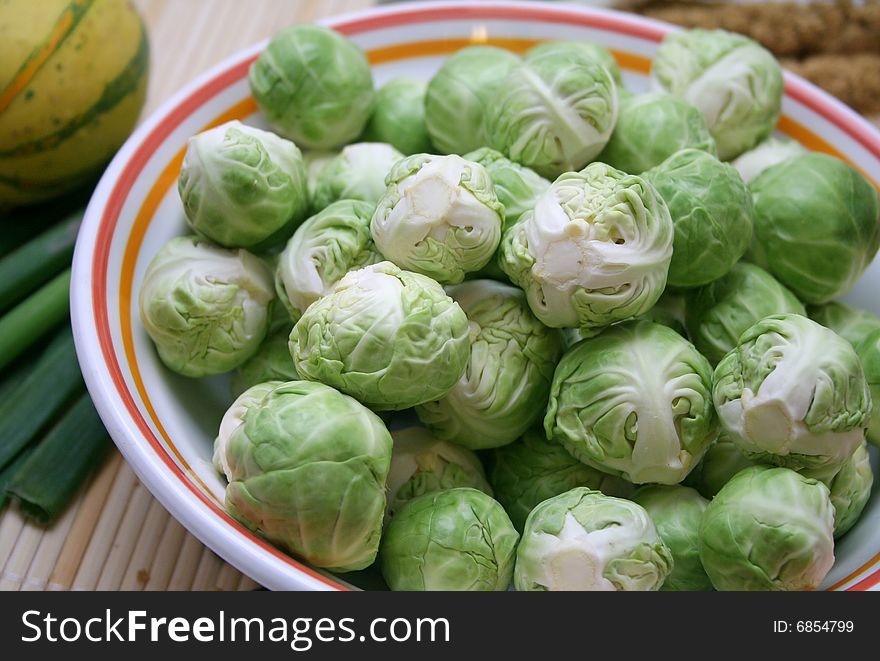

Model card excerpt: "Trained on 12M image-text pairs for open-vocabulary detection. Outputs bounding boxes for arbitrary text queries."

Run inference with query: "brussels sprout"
[415,280,563,450]
[213,381,281,476]
[370,154,503,284]
[424,46,520,155]
[808,301,880,348]
[731,136,805,183]
[489,428,634,532]
[380,488,519,591]
[290,261,470,410]
[527,40,622,85]
[747,153,880,304]
[230,327,297,396]
[464,147,550,231]
[249,25,374,149]
[685,262,806,365]
[514,488,673,591]
[361,78,433,155]
[275,199,383,321]
[804,442,874,538]
[487,50,618,178]
[700,465,835,591]
[303,150,338,201]
[633,485,712,591]
[693,436,758,498]
[177,121,310,249]
[500,163,673,331]
[638,289,688,336]
[386,427,492,519]
[545,320,718,484]
[139,236,274,378]
[651,29,783,160]
[858,330,880,447]
[598,94,716,175]
[644,149,753,288]
[713,313,871,472]
[312,142,403,211]
[215,380,392,571]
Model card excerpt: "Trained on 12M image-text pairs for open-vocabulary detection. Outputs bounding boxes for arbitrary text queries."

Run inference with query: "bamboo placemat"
[2,0,879,593]
[0,0,375,592]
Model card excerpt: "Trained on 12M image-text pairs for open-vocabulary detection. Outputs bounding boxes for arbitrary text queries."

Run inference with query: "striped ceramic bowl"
[71,0,880,591]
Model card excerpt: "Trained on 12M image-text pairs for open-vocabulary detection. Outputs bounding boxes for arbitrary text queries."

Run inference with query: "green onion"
[0,447,35,510]
[6,393,110,523]
[0,211,81,312]
[0,186,91,258]
[0,326,83,471]
[0,268,71,371]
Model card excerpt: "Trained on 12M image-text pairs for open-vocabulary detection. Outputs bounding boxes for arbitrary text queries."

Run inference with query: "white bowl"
[71,0,880,591]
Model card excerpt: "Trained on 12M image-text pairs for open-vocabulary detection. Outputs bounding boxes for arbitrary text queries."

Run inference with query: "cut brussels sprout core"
[545,320,718,485]
[290,261,471,410]
[178,121,310,250]
[275,199,383,321]
[514,488,673,591]
[385,427,492,519]
[500,162,673,331]
[700,465,835,591]
[487,50,618,178]
[248,25,374,149]
[713,314,871,472]
[138,236,275,378]
[312,142,403,211]
[415,280,563,449]
[380,488,519,591]
[652,29,783,160]
[371,154,503,285]
[215,380,392,572]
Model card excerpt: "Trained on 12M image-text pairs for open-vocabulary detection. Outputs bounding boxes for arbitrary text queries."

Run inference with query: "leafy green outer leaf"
[699,465,834,591]
[803,442,874,538]
[856,330,880,447]
[361,77,433,155]
[231,327,298,396]
[312,142,403,211]
[526,40,623,84]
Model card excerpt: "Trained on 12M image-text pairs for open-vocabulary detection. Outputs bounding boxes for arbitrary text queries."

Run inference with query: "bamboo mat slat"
[0,0,877,593]
[0,0,375,591]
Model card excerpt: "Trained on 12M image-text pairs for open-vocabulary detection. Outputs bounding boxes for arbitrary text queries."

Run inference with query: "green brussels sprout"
[370,154,503,284]
[213,381,281,476]
[857,329,880,447]
[545,320,718,484]
[275,199,383,321]
[230,327,297,396]
[685,262,806,366]
[692,435,758,498]
[312,142,403,211]
[651,29,783,160]
[644,149,753,288]
[500,163,673,331]
[638,289,688,336]
[139,236,274,378]
[804,442,874,538]
[361,77,433,155]
[527,40,622,85]
[303,149,338,201]
[380,488,519,591]
[713,313,871,472]
[248,25,374,149]
[633,485,712,591]
[486,50,618,178]
[700,465,835,591]
[514,487,673,591]
[177,121,309,249]
[747,153,880,304]
[598,93,716,175]
[731,136,805,183]
[489,428,634,532]
[290,261,470,410]
[808,301,880,348]
[424,46,520,155]
[214,380,392,571]
[463,147,550,231]
[386,427,492,519]
[415,280,563,450]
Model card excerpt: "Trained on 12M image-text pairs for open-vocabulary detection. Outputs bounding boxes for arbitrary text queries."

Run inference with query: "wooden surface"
[0,0,375,592]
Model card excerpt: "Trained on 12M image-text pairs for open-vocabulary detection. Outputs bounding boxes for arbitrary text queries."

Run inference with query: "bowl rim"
[71,0,880,591]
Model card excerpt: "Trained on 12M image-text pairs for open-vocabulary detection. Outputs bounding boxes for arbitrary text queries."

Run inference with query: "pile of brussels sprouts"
[138,24,880,591]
